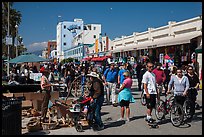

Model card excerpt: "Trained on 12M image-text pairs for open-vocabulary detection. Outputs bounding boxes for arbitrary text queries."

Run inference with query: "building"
[47,40,57,59]
[112,15,202,69]
[56,18,102,61]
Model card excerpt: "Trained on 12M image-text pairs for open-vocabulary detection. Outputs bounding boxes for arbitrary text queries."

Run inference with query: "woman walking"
[117,71,135,122]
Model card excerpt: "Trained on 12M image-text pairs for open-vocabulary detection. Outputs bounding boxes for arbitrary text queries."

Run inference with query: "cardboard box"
[3,93,14,98]
[32,99,43,111]
[22,100,33,108]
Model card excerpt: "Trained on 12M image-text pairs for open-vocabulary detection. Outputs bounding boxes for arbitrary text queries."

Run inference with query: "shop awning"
[82,57,92,61]
[155,32,201,48]
[91,56,109,62]
[112,31,201,53]
[195,45,202,53]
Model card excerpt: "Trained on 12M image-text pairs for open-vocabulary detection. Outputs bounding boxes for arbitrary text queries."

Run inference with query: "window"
[64,34,66,37]
[93,35,96,38]
[94,27,96,30]
[63,42,66,45]
[64,25,66,29]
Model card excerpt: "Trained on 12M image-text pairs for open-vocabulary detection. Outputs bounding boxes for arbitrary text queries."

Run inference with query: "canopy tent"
[8,52,48,64]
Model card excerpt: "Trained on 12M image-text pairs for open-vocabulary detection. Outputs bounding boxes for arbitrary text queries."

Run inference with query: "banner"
[95,39,99,53]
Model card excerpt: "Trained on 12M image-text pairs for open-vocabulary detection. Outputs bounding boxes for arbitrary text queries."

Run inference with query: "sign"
[6,36,12,45]
[159,53,164,64]
[30,73,42,81]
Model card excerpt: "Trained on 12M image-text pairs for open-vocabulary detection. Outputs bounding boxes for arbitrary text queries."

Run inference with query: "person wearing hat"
[118,63,128,88]
[87,71,105,130]
[40,68,53,122]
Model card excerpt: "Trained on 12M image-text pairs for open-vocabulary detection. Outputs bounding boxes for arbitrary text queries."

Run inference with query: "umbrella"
[8,52,48,64]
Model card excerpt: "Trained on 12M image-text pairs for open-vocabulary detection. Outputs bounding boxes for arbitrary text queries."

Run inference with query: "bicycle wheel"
[155,99,165,120]
[140,90,146,106]
[68,75,91,98]
[183,99,194,121]
[170,103,184,127]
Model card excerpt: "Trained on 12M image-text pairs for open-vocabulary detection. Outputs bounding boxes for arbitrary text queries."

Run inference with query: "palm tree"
[2,2,22,58]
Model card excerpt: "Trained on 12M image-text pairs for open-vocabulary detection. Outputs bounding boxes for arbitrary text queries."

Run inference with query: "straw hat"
[87,72,99,78]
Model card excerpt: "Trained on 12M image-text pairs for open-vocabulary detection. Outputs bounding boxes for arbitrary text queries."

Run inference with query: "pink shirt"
[123,77,133,88]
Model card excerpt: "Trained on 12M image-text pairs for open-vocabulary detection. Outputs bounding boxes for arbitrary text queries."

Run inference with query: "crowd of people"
[5,59,201,130]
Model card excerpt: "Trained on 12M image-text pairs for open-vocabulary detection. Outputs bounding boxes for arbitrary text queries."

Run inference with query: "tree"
[2,2,22,58]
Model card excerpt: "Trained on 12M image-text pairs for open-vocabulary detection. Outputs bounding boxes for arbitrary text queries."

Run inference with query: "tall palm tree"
[2,2,22,58]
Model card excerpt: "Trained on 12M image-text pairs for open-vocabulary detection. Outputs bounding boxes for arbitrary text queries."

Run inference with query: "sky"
[13,2,202,53]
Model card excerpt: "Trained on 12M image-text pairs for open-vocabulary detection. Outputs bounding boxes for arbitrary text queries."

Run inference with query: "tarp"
[8,52,48,64]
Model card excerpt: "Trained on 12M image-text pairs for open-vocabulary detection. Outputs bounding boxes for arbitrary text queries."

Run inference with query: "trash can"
[2,98,22,135]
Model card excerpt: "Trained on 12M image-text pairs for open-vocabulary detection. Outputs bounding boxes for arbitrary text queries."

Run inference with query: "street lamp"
[7,2,10,77]
[15,24,18,57]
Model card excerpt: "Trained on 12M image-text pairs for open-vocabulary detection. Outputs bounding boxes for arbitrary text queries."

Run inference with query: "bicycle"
[183,87,196,122]
[140,90,146,106]
[155,92,185,127]
[68,75,92,98]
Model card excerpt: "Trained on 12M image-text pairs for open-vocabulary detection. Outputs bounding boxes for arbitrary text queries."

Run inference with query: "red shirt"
[152,68,166,85]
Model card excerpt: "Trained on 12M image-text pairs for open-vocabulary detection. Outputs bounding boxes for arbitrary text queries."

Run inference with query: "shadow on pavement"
[104,120,125,129]
[130,115,146,121]
[23,130,50,135]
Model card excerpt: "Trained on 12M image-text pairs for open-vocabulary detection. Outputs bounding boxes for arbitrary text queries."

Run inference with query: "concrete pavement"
[22,79,202,135]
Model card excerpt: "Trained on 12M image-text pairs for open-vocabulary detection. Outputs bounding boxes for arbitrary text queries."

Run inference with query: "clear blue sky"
[13,2,202,52]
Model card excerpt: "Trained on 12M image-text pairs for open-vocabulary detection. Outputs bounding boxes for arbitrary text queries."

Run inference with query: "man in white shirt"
[142,62,159,123]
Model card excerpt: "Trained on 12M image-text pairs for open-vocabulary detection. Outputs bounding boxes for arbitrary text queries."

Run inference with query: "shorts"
[119,100,130,107]
[144,94,156,109]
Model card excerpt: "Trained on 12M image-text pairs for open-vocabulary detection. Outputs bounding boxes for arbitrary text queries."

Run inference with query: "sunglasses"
[148,66,153,68]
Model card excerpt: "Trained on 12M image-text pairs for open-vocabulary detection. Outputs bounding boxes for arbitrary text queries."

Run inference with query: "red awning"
[82,57,92,61]
[91,56,108,62]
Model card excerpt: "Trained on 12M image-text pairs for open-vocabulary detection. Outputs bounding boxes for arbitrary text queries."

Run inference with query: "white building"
[111,15,202,67]
[56,18,101,61]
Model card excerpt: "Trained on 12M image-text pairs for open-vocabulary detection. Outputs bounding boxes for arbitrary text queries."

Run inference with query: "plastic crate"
[2,99,22,135]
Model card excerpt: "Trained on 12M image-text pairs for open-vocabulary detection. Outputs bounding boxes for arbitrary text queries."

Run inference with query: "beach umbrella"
[8,52,48,64]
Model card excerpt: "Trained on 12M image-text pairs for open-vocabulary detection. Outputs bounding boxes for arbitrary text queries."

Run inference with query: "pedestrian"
[87,71,105,131]
[163,63,171,94]
[185,65,200,115]
[138,64,147,91]
[118,63,128,87]
[117,71,135,122]
[102,63,118,106]
[40,68,53,122]
[167,68,189,106]
[142,62,159,123]
[152,62,166,95]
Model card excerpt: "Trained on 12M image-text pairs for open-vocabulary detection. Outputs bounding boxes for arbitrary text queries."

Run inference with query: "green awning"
[8,52,48,64]
[195,45,202,53]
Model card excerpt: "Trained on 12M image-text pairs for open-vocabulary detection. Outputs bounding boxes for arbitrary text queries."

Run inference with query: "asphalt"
[22,79,202,135]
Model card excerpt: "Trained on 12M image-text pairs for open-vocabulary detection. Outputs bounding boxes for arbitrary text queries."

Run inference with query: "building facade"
[56,18,101,61]
[112,15,202,69]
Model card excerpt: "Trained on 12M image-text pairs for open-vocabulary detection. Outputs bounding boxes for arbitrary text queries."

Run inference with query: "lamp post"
[7,2,10,77]
[15,24,18,57]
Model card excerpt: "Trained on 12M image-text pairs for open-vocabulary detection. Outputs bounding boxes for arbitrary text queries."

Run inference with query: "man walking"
[103,63,118,107]
[142,62,159,123]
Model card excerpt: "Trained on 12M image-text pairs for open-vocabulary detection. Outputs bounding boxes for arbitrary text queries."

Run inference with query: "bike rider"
[167,68,190,106]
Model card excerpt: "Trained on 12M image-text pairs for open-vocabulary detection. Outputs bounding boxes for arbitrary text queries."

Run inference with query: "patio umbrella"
[8,52,48,64]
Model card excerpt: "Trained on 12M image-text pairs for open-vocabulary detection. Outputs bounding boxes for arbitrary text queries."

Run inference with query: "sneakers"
[117,117,125,121]
[126,118,130,122]
[112,103,118,107]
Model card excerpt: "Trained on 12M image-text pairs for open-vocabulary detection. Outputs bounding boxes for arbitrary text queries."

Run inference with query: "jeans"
[94,95,104,127]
